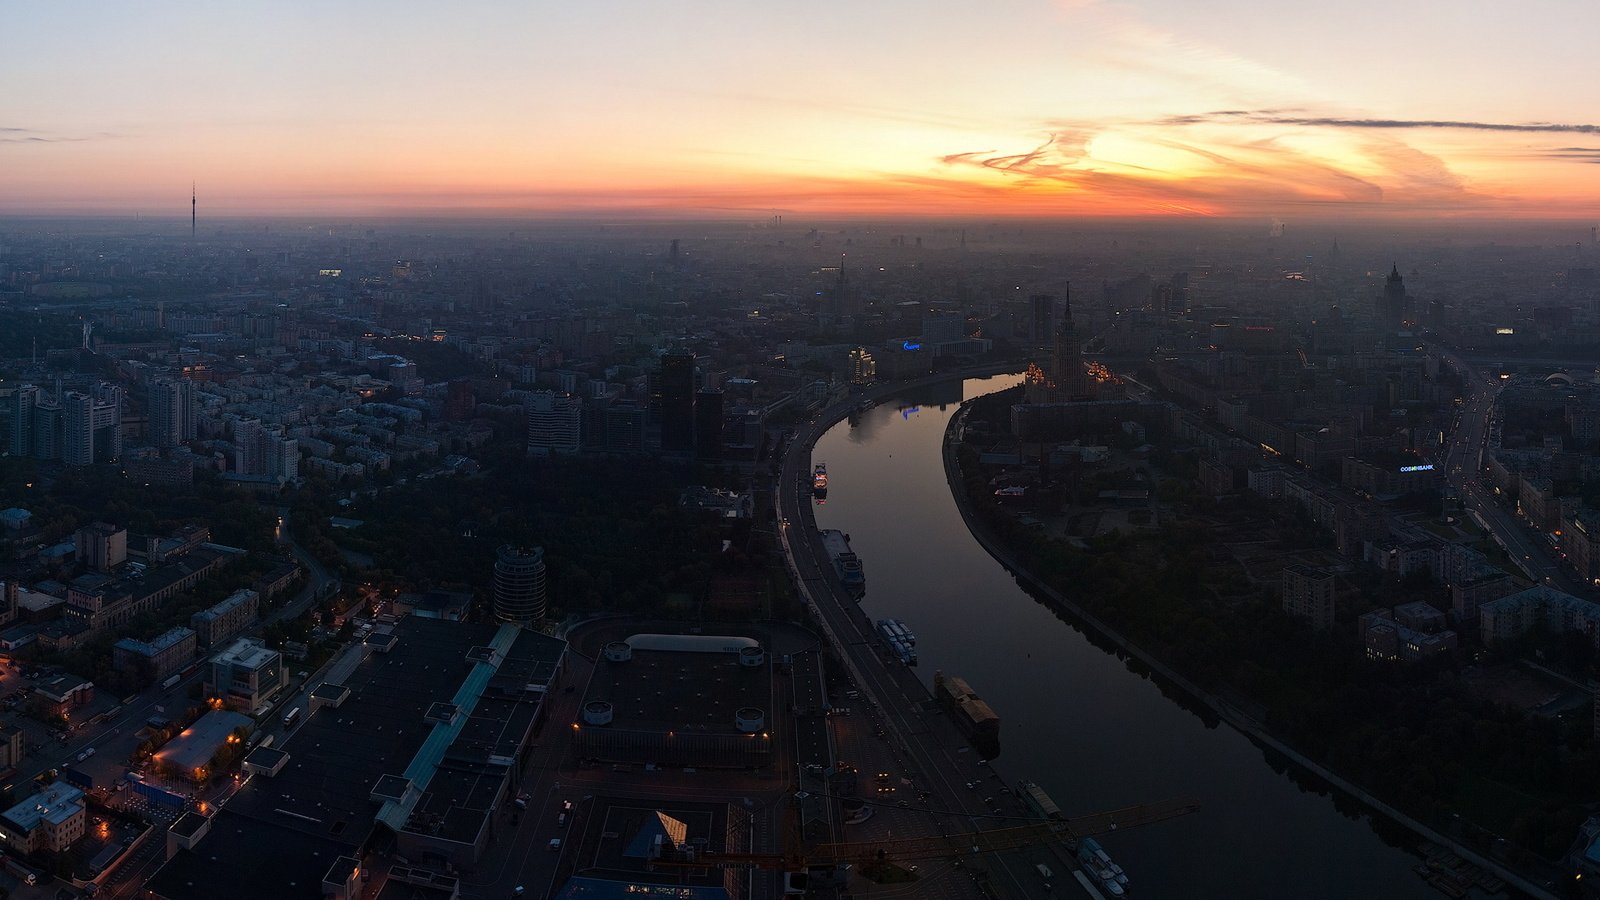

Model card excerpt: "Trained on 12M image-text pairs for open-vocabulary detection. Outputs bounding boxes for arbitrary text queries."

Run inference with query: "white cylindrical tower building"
[494,545,547,625]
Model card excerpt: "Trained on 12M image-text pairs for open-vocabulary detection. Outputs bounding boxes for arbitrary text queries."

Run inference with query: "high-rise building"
[527,392,581,455]
[1282,565,1336,631]
[60,390,119,466]
[694,387,724,460]
[848,347,876,385]
[1051,291,1092,401]
[149,377,196,448]
[1379,263,1409,328]
[232,418,263,474]
[9,385,37,457]
[583,399,647,454]
[1029,294,1054,343]
[29,396,62,461]
[263,427,299,481]
[657,351,696,453]
[494,545,547,625]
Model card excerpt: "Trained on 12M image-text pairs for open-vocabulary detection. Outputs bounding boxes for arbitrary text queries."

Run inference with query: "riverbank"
[939,397,1559,900]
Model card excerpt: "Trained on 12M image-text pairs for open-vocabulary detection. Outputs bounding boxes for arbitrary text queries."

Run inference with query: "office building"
[494,545,547,625]
[598,400,647,453]
[527,391,581,455]
[1281,565,1336,631]
[206,637,286,712]
[694,387,723,459]
[656,350,696,453]
[921,313,966,343]
[1341,453,1440,496]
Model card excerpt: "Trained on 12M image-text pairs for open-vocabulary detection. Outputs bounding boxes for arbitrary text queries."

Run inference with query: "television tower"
[191,182,196,238]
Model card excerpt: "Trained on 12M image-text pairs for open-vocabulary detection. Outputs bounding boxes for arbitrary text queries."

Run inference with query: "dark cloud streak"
[0,129,118,145]
[1159,110,1600,134]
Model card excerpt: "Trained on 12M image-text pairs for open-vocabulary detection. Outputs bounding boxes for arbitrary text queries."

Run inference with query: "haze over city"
[8,0,1600,217]
[9,3,1600,900]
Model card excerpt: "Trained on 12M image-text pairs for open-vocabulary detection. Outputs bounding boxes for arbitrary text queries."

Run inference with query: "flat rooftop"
[554,796,743,900]
[146,617,565,899]
[155,710,253,773]
[584,645,771,736]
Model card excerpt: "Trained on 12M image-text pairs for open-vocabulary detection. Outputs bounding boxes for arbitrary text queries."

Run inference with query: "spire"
[1388,263,1401,282]
[191,182,196,238]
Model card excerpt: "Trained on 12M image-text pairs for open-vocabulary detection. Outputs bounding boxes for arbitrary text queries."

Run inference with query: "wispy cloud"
[1156,110,1600,134]
[0,127,118,145]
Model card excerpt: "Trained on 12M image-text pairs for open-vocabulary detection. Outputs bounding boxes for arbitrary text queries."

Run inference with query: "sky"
[5,0,1600,219]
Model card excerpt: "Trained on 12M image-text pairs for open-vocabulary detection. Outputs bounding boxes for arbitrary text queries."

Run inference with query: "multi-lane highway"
[1434,347,1585,595]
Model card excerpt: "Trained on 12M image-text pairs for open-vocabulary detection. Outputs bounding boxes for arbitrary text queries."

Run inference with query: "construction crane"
[650,796,1199,875]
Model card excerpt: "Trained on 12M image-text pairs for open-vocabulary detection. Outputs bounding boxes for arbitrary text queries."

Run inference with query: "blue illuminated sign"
[902,341,921,351]
[1398,464,1434,473]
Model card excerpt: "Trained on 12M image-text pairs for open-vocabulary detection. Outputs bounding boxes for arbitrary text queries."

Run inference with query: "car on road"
[548,838,562,851]
[513,792,530,810]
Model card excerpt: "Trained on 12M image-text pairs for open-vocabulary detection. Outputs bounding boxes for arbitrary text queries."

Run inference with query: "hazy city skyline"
[7,0,1600,218]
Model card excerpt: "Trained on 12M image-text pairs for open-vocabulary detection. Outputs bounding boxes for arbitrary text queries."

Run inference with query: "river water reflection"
[811,375,1430,899]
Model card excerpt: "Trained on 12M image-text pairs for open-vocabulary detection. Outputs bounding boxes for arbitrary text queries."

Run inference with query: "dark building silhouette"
[444,379,475,422]
[1379,263,1410,328]
[1029,294,1054,344]
[657,350,696,453]
[582,399,647,454]
[694,388,724,460]
[1051,288,1092,401]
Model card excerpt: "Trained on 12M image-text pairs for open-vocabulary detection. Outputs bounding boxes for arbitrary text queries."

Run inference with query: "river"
[811,374,1432,899]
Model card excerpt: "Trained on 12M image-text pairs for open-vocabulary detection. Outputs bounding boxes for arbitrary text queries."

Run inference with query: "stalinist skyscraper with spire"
[1051,289,1093,401]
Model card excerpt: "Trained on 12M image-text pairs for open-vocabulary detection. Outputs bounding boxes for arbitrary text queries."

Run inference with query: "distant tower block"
[191,182,196,238]
[493,545,547,625]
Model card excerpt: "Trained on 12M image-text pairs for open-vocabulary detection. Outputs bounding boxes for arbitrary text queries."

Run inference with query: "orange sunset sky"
[6,0,1600,218]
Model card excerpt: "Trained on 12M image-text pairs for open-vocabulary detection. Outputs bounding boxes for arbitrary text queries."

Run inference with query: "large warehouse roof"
[624,634,758,654]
